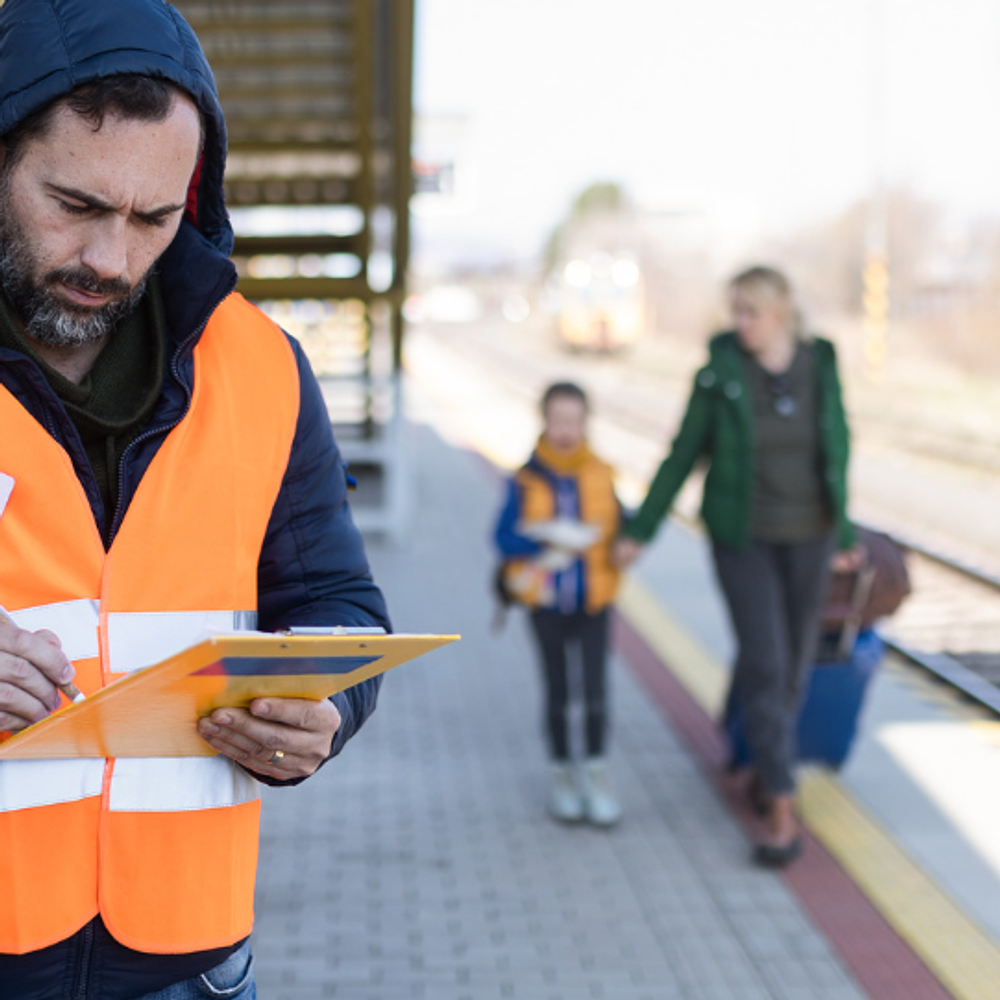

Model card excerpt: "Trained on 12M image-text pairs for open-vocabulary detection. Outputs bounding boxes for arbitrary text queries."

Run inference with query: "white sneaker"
[548,763,585,823]
[580,758,622,827]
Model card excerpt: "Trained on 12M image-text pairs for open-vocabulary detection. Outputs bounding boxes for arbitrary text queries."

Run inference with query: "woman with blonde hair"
[616,266,859,866]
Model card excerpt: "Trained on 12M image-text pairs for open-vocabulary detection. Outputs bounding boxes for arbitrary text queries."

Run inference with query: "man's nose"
[79,217,129,280]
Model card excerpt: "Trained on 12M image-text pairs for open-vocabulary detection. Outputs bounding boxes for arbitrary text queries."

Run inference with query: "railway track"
[406,320,1000,714]
[877,549,1000,715]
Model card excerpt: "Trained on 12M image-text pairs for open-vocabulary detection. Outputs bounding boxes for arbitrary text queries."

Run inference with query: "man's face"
[0,95,202,347]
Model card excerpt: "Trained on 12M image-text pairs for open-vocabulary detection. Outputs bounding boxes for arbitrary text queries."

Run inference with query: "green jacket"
[625,331,855,551]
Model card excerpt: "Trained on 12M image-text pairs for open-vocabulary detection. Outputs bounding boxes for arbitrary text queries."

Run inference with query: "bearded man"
[0,2,389,997]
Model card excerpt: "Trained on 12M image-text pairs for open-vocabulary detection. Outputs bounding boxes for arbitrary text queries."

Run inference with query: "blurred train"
[553,252,646,351]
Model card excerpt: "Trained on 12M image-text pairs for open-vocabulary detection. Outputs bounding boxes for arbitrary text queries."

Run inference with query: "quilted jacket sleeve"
[255,336,391,782]
[622,370,714,544]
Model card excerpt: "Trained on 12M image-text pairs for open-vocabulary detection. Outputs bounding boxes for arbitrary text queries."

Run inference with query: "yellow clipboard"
[0,631,458,759]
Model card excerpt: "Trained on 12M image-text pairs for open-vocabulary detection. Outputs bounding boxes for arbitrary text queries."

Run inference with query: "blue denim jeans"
[135,941,256,999]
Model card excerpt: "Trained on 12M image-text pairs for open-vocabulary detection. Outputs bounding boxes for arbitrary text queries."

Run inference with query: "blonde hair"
[730,265,791,300]
[729,265,805,337]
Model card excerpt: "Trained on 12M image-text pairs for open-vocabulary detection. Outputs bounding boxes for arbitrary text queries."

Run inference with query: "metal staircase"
[173,0,415,538]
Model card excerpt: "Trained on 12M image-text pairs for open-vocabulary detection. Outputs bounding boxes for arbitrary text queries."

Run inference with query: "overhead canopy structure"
[174,0,416,536]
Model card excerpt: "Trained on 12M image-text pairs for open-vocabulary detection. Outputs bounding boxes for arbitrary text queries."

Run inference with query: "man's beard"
[0,181,150,348]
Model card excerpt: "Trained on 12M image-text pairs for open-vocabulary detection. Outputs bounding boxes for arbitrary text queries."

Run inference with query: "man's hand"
[0,619,75,732]
[197,697,342,779]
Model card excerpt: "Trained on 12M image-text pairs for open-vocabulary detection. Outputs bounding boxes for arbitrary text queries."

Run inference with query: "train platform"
[247,370,1000,1000]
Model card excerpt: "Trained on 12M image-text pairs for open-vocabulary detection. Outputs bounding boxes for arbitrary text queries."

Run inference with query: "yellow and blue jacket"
[494,438,621,614]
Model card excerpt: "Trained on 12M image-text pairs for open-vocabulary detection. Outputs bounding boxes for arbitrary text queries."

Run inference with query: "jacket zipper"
[73,918,95,999]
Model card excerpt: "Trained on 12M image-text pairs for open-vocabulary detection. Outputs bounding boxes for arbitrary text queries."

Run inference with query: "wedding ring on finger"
[268,749,285,765]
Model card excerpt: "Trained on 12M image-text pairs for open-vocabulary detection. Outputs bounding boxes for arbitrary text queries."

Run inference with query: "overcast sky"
[414,0,1000,261]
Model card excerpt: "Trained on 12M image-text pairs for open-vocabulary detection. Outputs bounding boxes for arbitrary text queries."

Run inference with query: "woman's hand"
[614,537,644,569]
[830,545,866,574]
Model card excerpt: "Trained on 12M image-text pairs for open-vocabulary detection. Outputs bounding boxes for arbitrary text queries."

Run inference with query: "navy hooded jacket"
[0,0,389,995]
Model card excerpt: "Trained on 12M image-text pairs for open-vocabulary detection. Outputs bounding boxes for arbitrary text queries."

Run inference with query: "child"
[494,382,622,825]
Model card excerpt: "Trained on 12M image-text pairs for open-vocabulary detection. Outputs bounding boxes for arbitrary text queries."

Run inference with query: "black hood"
[0,0,232,255]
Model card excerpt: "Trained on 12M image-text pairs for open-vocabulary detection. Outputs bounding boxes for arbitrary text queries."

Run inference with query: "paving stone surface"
[251,420,870,1000]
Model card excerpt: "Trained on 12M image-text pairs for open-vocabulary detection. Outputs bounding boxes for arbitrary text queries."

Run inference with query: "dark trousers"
[713,534,835,795]
[528,608,610,761]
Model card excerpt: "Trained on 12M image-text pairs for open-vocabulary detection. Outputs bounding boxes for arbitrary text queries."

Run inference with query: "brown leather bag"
[820,526,911,658]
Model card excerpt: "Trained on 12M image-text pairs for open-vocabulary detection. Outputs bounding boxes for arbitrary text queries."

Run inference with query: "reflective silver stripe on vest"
[0,605,256,671]
[0,472,13,518]
[0,607,258,811]
[109,757,260,812]
[0,758,105,811]
[106,610,258,674]
[3,599,100,661]
[0,602,101,813]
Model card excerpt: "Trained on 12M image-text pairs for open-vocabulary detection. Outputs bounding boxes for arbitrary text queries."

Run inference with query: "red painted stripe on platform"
[614,612,954,1000]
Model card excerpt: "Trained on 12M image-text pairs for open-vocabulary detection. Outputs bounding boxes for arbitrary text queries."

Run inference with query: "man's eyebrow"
[47,184,186,220]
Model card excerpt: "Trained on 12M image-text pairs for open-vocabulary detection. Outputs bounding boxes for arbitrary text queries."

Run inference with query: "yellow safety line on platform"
[617,574,1000,1000]
[798,775,1000,1000]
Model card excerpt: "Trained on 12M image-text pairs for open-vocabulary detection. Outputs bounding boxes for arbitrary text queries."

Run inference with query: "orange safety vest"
[0,292,300,955]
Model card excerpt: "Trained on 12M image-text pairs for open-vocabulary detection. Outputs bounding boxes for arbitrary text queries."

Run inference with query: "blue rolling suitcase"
[723,531,908,770]
[725,552,899,769]
[724,627,884,770]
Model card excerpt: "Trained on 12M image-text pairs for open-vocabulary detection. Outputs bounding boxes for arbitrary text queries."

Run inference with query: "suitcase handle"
[821,564,876,660]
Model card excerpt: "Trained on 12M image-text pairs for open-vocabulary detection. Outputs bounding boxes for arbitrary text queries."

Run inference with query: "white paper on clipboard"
[0,474,13,519]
